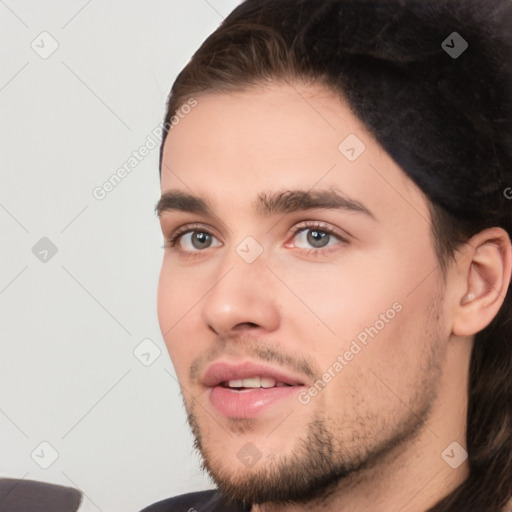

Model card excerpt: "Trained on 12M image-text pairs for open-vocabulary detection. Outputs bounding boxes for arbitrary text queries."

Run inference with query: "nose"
[200,249,281,337]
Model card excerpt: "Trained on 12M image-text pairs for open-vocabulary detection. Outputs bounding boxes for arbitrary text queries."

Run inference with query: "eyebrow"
[155,188,376,220]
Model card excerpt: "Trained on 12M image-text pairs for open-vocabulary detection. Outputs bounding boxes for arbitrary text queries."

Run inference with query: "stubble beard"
[182,300,446,506]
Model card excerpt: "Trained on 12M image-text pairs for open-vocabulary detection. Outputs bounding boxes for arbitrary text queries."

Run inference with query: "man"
[143,0,512,510]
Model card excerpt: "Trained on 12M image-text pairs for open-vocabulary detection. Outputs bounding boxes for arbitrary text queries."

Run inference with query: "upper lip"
[201,361,307,387]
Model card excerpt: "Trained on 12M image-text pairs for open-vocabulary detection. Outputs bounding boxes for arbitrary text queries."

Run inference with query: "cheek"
[276,253,406,341]
[157,262,198,368]
[156,263,173,336]
[275,239,437,365]
[312,292,438,424]
[157,257,203,325]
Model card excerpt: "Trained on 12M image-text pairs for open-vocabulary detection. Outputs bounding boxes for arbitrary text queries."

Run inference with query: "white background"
[0,1,243,510]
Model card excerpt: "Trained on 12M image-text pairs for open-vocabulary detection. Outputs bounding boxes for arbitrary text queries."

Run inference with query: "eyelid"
[164,222,221,248]
[286,220,349,244]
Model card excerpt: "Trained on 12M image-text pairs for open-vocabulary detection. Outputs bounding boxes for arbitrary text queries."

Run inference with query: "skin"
[156,80,512,511]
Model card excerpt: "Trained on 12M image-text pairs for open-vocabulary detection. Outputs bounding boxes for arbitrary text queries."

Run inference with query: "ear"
[451,227,512,337]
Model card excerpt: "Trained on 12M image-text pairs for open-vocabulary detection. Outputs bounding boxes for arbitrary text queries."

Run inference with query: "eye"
[293,228,335,249]
[287,222,347,254]
[165,225,221,253]
[163,221,347,258]
[179,231,219,251]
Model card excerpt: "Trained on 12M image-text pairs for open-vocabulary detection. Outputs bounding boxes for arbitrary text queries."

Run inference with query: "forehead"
[160,81,428,223]
[163,81,362,174]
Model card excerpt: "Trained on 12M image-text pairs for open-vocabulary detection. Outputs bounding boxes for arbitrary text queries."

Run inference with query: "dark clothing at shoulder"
[140,489,251,512]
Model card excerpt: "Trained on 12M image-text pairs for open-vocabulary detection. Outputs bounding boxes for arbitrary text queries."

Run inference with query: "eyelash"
[163,221,348,260]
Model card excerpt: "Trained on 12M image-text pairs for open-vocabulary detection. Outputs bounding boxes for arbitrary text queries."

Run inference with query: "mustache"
[188,336,319,383]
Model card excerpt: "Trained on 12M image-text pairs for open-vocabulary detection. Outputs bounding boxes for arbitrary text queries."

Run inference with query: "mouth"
[202,361,308,418]
[221,376,295,390]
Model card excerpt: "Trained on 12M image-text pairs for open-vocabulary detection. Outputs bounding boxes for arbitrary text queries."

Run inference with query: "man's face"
[157,81,450,503]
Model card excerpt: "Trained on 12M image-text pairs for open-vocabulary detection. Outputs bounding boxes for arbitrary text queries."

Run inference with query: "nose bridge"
[214,231,269,285]
[200,234,280,335]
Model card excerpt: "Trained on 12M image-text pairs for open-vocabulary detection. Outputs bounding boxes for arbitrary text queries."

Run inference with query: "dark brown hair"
[159,1,512,510]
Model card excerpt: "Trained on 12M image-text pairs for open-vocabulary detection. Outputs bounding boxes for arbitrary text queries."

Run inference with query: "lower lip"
[209,385,302,418]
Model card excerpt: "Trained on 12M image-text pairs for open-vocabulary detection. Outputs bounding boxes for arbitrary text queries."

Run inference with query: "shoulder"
[0,478,82,511]
[139,489,251,512]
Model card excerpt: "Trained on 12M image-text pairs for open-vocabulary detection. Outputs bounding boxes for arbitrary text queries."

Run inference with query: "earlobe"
[452,228,512,337]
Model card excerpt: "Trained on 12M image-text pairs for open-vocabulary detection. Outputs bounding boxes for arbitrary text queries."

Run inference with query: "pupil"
[193,232,211,249]
[307,229,329,248]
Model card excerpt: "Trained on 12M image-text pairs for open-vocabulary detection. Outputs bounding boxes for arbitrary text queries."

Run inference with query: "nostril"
[233,322,260,330]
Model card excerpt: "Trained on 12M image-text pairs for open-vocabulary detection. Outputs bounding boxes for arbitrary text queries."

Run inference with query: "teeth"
[260,377,276,388]
[241,377,260,388]
[227,377,281,388]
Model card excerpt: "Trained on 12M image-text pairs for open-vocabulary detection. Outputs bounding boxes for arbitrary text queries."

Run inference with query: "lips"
[202,361,308,418]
